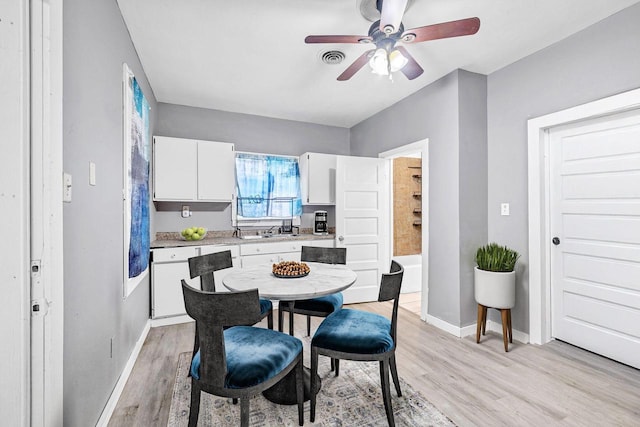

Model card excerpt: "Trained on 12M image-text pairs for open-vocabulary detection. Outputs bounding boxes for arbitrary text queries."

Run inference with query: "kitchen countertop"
[150,231,335,249]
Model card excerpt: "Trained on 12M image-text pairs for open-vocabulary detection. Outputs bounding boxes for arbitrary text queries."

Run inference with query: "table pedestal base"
[263,366,321,405]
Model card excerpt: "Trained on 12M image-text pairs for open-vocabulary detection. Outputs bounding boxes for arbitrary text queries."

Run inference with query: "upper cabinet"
[299,152,336,205]
[153,136,235,202]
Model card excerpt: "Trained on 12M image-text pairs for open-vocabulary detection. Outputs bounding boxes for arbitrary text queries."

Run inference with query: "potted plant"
[474,243,520,309]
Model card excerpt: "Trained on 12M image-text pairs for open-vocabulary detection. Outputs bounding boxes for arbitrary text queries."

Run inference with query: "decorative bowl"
[180,227,207,241]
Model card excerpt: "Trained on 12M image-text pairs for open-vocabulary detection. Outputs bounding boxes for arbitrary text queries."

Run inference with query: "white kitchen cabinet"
[240,239,334,267]
[151,245,239,319]
[153,136,235,202]
[299,152,336,205]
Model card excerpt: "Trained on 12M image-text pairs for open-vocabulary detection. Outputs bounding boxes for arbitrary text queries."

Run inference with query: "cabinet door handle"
[170,254,176,259]
[338,236,344,242]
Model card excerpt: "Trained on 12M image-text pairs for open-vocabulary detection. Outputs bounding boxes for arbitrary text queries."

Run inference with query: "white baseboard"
[150,314,194,327]
[483,319,529,344]
[425,314,528,343]
[96,319,151,427]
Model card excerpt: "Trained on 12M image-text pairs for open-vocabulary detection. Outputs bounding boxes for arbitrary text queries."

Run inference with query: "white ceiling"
[117,0,639,128]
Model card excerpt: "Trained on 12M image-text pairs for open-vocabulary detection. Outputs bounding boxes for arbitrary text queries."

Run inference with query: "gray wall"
[63,0,156,425]
[487,3,640,333]
[458,71,489,326]
[350,70,488,327]
[153,103,350,233]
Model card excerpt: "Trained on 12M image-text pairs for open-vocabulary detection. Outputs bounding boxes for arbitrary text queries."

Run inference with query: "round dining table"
[222,261,357,301]
[222,261,357,405]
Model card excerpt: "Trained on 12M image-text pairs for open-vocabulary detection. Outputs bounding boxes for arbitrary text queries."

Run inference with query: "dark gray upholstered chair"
[310,261,404,427]
[181,281,304,427]
[188,250,273,329]
[278,246,347,336]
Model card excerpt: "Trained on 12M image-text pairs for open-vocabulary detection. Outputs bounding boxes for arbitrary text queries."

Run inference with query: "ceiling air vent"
[321,50,346,65]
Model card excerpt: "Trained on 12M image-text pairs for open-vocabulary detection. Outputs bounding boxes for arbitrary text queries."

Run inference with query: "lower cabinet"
[151,239,334,320]
[151,245,239,319]
[240,239,334,267]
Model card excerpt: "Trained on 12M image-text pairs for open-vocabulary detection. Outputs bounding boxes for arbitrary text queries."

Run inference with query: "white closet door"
[550,109,640,369]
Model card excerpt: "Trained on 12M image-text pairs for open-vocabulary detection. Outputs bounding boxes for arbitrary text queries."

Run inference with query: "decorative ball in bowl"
[272,261,310,278]
[181,227,207,241]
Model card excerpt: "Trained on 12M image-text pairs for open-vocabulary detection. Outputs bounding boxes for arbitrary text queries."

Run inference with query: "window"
[235,153,302,222]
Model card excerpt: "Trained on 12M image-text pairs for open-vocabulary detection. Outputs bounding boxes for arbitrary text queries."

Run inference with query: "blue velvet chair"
[181,281,304,427]
[310,261,404,427]
[278,246,347,336]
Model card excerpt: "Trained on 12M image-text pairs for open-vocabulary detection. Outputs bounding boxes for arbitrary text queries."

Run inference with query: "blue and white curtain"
[235,153,302,218]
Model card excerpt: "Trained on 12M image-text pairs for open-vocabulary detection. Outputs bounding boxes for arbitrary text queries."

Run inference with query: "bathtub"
[392,254,422,293]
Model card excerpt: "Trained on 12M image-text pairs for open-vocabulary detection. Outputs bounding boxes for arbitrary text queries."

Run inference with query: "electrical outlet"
[181,205,191,218]
[501,203,510,216]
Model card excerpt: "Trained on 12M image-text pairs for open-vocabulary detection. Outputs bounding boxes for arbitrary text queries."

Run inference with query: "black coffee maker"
[314,210,328,235]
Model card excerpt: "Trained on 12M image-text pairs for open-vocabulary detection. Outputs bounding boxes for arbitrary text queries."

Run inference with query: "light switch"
[89,162,96,186]
[501,203,510,216]
[63,173,72,202]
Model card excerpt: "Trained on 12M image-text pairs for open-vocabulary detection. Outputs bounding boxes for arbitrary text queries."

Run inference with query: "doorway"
[380,139,429,319]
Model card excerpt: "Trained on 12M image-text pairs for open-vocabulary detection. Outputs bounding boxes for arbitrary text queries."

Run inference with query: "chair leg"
[379,359,395,427]
[501,309,510,352]
[296,359,304,426]
[389,354,402,397]
[278,307,284,333]
[330,358,335,371]
[310,347,319,422]
[476,304,483,344]
[188,379,200,427]
[306,315,311,337]
[267,309,273,330]
[289,313,294,336]
[334,358,340,377]
[507,309,513,343]
[240,398,250,427]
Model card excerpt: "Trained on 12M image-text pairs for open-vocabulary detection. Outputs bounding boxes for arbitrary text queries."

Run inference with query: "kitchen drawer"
[153,246,198,263]
[199,245,240,258]
[240,240,306,256]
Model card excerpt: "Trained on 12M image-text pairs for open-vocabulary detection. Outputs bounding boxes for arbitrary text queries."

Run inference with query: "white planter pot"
[474,266,515,309]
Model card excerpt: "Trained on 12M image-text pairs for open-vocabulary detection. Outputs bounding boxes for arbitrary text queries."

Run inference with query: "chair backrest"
[301,246,347,265]
[181,280,261,387]
[377,260,404,342]
[188,250,233,292]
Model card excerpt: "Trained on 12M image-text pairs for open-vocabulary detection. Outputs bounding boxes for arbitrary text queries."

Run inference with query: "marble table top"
[222,262,357,300]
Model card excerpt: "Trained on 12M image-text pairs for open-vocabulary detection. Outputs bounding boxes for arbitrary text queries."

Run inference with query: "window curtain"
[235,153,302,218]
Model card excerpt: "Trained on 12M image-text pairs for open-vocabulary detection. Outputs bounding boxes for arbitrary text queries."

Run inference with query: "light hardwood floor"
[108,304,640,426]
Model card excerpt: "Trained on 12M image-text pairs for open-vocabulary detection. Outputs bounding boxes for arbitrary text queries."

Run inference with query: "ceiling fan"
[305,0,480,81]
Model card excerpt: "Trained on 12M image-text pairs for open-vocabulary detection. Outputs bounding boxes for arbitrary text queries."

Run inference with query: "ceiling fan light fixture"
[368,48,389,75]
[389,48,408,72]
[368,48,408,76]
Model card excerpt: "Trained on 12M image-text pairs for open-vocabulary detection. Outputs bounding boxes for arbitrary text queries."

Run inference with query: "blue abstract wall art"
[123,64,150,296]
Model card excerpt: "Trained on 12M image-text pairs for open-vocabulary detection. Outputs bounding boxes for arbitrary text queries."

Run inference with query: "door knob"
[552,237,560,245]
[338,236,344,242]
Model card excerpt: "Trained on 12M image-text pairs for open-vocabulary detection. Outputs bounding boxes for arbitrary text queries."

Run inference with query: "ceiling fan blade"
[380,0,409,34]
[401,17,480,43]
[394,46,423,80]
[305,35,372,44]
[337,50,375,81]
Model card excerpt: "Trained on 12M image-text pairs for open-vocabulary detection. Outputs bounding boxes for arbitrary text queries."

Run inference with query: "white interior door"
[550,109,640,369]
[335,156,389,304]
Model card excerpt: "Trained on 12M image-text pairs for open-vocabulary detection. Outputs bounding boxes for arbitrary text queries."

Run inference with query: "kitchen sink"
[238,234,299,240]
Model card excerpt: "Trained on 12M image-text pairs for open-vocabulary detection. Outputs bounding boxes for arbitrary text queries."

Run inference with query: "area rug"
[167,347,454,427]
